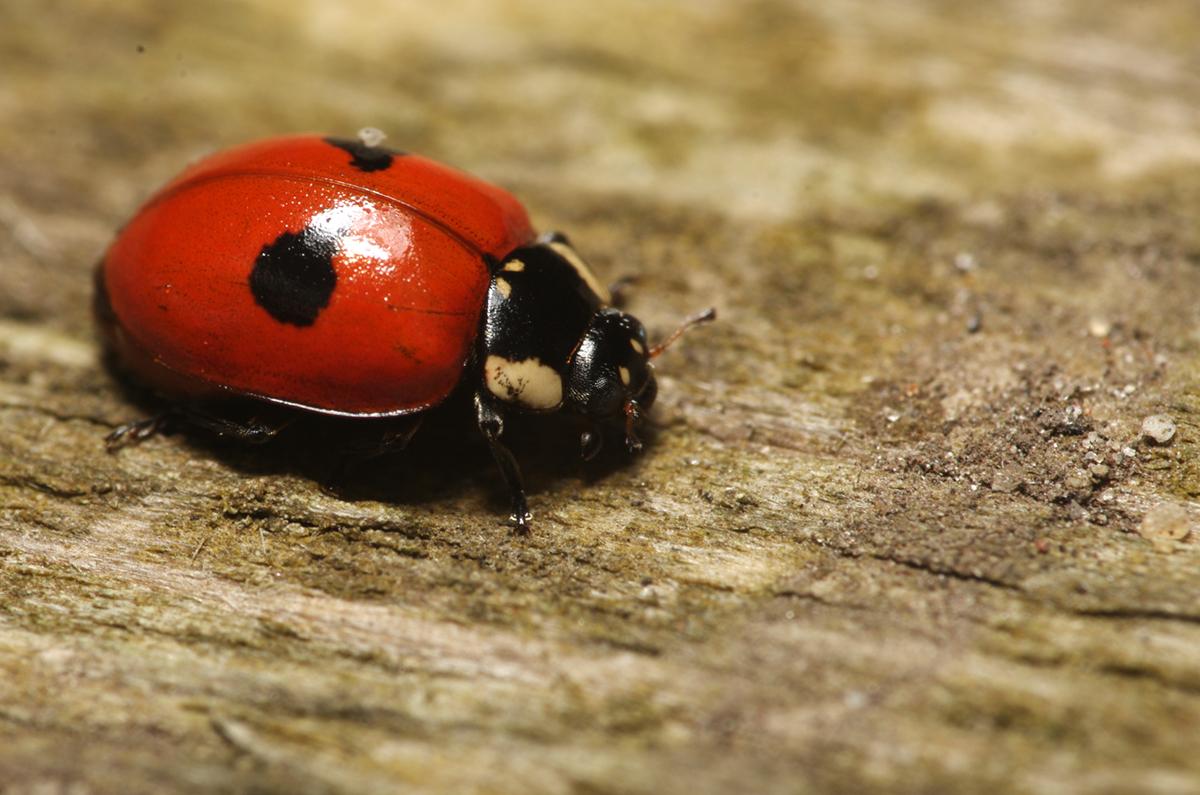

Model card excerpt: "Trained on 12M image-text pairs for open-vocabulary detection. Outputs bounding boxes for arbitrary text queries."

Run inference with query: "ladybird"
[96,133,713,531]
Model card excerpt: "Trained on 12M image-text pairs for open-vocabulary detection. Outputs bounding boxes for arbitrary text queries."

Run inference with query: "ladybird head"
[480,230,713,457]
[566,306,715,456]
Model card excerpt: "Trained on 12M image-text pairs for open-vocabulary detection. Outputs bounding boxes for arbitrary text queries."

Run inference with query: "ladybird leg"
[105,409,179,452]
[323,415,424,493]
[580,426,604,461]
[607,275,639,308]
[474,392,531,533]
[180,405,293,445]
[623,399,644,454]
[376,416,423,455]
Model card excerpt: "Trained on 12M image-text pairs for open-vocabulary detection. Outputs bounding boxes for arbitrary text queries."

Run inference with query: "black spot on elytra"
[324,137,404,172]
[249,226,338,327]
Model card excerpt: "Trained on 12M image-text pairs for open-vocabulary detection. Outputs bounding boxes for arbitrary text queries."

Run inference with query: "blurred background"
[8,0,1199,335]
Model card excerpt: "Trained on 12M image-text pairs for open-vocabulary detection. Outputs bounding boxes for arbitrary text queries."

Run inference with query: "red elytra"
[100,135,534,416]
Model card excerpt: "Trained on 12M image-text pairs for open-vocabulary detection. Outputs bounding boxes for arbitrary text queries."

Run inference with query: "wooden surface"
[3,1,1200,793]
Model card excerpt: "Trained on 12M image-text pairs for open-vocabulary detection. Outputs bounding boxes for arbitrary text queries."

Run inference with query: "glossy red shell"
[99,135,535,416]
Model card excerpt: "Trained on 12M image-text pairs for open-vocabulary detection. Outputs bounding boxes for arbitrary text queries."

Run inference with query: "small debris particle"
[1042,403,1091,436]
[1088,318,1111,337]
[1034,538,1050,554]
[992,468,1022,493]
[1141,414,1176,445]
[356,127,388,147]
[1138,503,1194,549]
[1089,464,1110,481]
[954,252,977,272]
[1065,473,1091,491]
[966,313,982,333]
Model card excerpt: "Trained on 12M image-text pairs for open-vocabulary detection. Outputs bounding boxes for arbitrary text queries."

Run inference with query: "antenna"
[649,307,717,359]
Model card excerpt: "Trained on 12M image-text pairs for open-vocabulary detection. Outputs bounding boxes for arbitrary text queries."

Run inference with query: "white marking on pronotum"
[495,277,512,299]
[630,338,644,354]
[485,355,563,409]
[548,241,612,304]
[502,259,525,272]
[618,366,631,386]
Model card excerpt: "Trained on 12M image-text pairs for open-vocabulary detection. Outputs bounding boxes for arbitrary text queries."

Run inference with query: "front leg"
[474,391,531,533]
